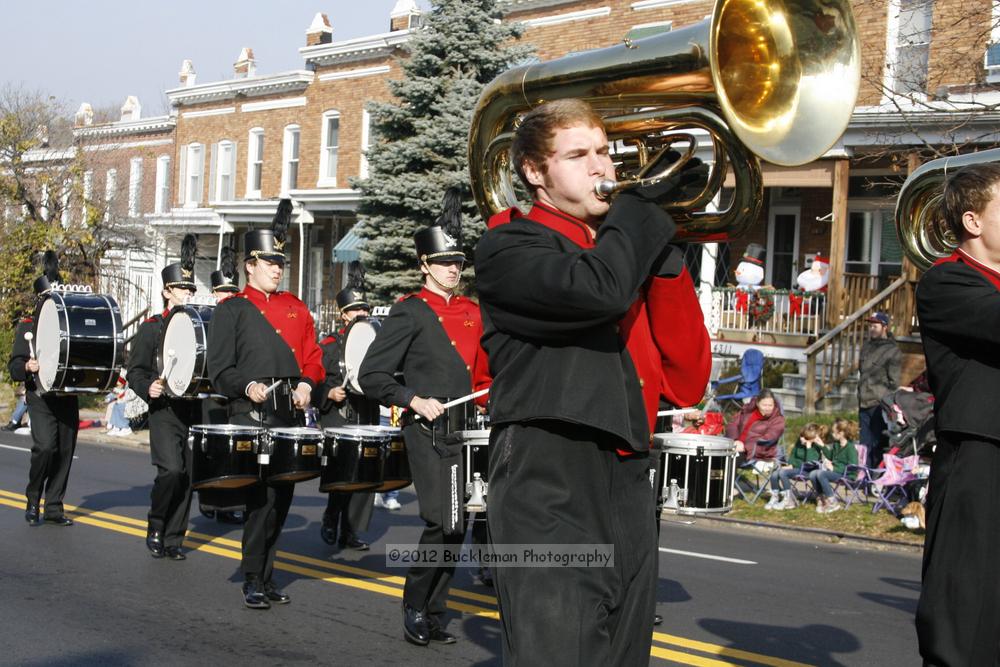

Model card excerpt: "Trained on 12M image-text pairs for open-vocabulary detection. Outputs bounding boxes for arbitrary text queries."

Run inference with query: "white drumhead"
[323,426,389,442]
[190,424,265,436]
[35,297,62,392]
[653,432,736,455]
[269,427,323,441]
[163,310,198,396]
[356,425,401,436]
[343,319,379,394]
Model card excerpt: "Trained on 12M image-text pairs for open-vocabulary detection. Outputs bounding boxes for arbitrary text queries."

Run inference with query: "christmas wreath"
[748,291,775,326]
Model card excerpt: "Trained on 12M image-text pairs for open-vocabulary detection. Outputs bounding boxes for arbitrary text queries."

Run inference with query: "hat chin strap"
[422,260,459,294]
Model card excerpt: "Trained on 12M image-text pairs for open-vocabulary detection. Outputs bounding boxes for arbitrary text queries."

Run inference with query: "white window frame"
[318,110,340,187]
[359,110,370,179]
[40,182,49,221]
[246,128,264,198]
[104,168,117,221]
[281,124,301,194]
[82,170,93,223]
[128,157,143,217]
[883,0,931,99]
[154,155,171,214]
[766,205,801,288]
[60,179,71,228]
[185,144,204,206]
[214,140,236,202]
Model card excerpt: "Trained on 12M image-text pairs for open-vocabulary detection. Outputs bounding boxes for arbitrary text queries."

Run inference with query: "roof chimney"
[234,48,256,78]
[120,96,141,122]
[390,0,421,32]
[179,60,197,87]
[306,13,332,46]
[75,103,94,127]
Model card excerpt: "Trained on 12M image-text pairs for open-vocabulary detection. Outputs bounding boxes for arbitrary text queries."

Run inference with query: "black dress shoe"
[199,505,216,520]
[2,421,20,431]
[402,603,430,646]
[263,581,290,604]
[338,535,370,551]
[654,614,663,626]
[164,546,186,561]
[43,515,74,526]
[475,566,494,587]
[320,522,337,546]
[146,530,165,558]
[243,578,270,610]
[427,616,457,645]
[24,503,40,525]
[216,510,243,524]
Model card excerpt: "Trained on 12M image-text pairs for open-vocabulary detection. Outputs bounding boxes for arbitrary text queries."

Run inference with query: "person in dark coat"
[207,200,325,610]
[359,188,492,647]
[127,234,201,560]
[724,389,787,465]
[474,99,711,666]
[914,162,1000,666]
[8,251,79,526]
[858,310,902,466]
[314,261,377,551]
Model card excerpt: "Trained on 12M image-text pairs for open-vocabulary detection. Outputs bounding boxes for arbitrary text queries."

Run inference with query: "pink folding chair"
[869,454,919,516]
[831,444,870,507]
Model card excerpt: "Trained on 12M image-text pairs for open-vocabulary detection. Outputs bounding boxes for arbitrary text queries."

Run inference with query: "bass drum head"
[342,318,380,394]
[35,297,62,392]
[162,309,199,397]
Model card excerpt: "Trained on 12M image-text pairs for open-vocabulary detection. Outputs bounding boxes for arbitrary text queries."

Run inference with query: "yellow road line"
[0,488,810,665]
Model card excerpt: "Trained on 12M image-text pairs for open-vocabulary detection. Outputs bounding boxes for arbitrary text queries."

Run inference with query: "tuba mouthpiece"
[594,179,617,199]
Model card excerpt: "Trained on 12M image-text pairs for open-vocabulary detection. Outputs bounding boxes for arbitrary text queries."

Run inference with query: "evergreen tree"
[352,0,530,303]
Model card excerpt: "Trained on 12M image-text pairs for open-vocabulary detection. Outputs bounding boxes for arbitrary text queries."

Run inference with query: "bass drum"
[159,304,215,398]
[339,317,380,394]
[35,291,124,394]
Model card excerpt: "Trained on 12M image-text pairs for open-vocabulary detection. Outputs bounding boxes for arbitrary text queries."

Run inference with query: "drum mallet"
[23,332,35,359]
[158,349,176,381]
[414,388,490,422]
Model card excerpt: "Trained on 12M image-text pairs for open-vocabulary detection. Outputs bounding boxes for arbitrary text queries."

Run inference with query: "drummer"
[359,187,491,647]
[196,247,245,525]
[207,199,325,610]
[127,234,200,560]
[314,261,378,551]
[8,251,79,527]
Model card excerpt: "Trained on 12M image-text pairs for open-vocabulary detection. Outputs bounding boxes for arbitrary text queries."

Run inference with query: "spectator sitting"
[2,385,28,431]
[765,422,828,511]
[104,377,132,436]
[811,418,860,514]
[725,388,786,468]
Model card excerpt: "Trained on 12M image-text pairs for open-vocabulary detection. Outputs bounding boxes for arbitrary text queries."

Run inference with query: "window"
[104,168,117,221]
[82,170,93,223]
[888,0,931,96]
[318,110,340,186]
[282,125,300,193]
[359,111,370,179]
[40,182,49,221]
[154,155,171,214]
[213,140,236,201]
[846,209,903,284]
[128,157,143,217]
[247,128,264,198]
[60,179,71,228]
[185,144,204,206]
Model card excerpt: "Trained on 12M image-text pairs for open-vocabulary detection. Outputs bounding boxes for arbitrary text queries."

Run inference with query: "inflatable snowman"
[733,243,766,313]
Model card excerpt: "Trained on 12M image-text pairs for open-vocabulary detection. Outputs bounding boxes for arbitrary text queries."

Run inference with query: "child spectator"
[765,422,828,510]
[810,418,859,513]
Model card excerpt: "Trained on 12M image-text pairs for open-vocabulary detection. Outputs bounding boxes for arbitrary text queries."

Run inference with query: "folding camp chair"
[711,349,765,416]
[869,454,919,516]
[735,437,782,505]
[831,444,871,508]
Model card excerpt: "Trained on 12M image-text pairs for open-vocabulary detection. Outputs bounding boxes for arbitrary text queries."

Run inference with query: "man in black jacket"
[858,310,902,466]
[915,162,1000,666]
[9,253,79,527]
[127,242,199,560]
[474,99,711,666]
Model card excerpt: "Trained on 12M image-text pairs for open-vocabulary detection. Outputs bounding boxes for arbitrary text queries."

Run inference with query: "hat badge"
[274,239,285,251]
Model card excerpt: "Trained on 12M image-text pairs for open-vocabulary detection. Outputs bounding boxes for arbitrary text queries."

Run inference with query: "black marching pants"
[25,393,79,517]
[916,433,1000,666]
[488,421,657,667]
[402,422,466,617]
[147,402,196,548]
[325,490,375,538]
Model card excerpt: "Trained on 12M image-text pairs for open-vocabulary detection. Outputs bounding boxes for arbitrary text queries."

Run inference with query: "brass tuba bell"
[468,0,860,241]
[893,149,1000,271]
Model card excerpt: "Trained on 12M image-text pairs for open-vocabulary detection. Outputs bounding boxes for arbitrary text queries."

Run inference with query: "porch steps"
[771,372,859,416]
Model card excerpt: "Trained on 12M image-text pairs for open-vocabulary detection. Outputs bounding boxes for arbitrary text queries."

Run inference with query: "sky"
[0,1,431,118]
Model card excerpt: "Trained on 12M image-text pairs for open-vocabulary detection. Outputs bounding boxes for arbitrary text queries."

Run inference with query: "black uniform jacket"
[9,319,42,394]
[917,251,1000,441]
[474,195,675,451]
[126,312,170,411]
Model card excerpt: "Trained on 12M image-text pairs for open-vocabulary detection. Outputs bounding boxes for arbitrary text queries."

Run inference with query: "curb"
[671,512,923,553]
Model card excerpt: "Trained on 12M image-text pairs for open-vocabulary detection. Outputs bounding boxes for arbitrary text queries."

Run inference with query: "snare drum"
[359,425,411,492]
[320,427,388,492]
[34,291,124,393]
[263,427,323,483]
[453,429,490,514]
[160,304,214,398]
[189,424,265,490]
[652,433,737,514]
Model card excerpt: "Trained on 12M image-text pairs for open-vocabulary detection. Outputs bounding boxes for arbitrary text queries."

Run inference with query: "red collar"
[161,308,170,318]
[937,249,1000,291]
[490,202,596,249]
[241,284,280,301]
[418,286,462,307]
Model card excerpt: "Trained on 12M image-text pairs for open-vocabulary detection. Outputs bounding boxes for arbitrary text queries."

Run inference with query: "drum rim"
[323,426,391,440]
[191,424,266,435]
[268,427,324,439]
[653,432,735,452]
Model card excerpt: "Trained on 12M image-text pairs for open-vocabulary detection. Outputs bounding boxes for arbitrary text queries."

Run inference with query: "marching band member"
[315,261,378,551]
[359,188,491,647]
[127,234,200,560]
[207,199,325,610]
[474,99,711,665]
[8,251,79,527]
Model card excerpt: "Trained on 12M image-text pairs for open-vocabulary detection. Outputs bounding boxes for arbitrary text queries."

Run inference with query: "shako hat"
[245,198,292,264]
[335,260,370,312]
[414,187,465,263]
[211,246,240,293]
[162,234,198,290]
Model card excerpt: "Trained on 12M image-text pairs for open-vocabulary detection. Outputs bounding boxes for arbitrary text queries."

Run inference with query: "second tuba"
[468,0,860,241]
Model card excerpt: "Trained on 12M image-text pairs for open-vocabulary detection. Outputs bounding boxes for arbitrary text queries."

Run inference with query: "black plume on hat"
[211,245,240,292]
[436,187,463,249]
[181,234,197,274]
[346,260,366,291]
[43,250,61,283]
[272,198,292,249]
[220,246,237,280]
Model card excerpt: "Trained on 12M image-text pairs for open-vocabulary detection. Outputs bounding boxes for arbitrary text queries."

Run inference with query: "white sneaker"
[118,427,132,436]
[373,495,386,509]
[780,492,797,510]
[107,428,121,436]
[764,494,781,510]
[825,498,842,513]
[384,497,402,511]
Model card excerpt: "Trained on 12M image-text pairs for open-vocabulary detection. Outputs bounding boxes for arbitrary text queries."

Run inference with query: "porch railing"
[711,288,827,338]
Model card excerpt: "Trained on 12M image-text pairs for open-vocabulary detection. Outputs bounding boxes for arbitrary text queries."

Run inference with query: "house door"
[846,208,903,287]
[767,207,800,289]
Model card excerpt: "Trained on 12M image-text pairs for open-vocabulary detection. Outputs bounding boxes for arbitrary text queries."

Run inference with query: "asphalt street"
[0,431,922,666]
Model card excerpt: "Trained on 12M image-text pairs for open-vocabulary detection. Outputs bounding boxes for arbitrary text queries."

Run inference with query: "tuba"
[468,0,860,241]
[893,149,1000,271]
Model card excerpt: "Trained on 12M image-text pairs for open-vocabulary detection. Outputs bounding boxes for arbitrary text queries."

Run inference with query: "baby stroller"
[879,387,936,459]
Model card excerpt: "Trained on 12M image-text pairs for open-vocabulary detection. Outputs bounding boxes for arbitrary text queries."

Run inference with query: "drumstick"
[262,379,283,397]
[656,408,700,417]
[23,332,35,359]
[158,349,176,381]
[414,388,490,422]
